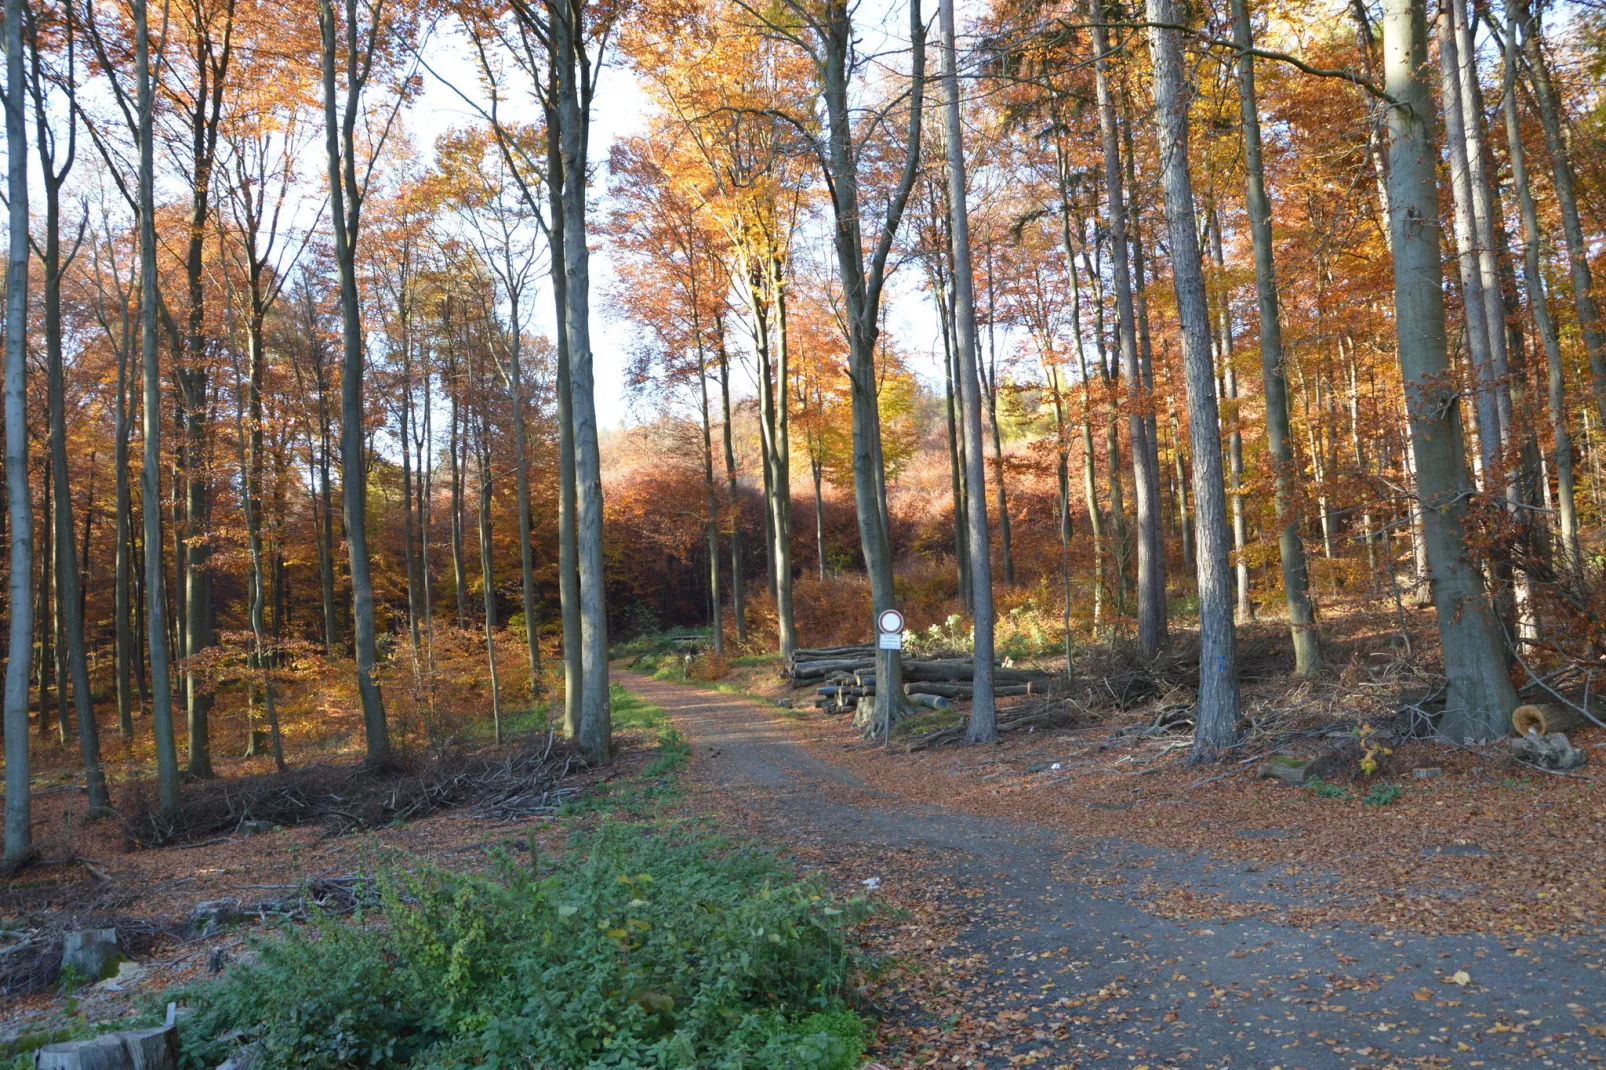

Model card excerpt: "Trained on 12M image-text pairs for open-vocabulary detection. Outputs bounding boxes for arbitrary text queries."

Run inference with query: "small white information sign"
[878,631,902,650]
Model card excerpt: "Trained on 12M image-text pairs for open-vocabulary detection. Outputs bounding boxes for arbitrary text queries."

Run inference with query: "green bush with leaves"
[166,824,867,1070]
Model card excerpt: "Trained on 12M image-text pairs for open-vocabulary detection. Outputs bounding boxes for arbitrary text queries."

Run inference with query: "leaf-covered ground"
[625,670,1606,1068]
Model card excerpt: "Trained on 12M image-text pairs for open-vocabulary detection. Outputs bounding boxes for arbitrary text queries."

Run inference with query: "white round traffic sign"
[877,608,905,635]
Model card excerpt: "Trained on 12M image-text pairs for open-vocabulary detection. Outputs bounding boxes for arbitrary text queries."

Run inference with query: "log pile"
[795,645,1056,714]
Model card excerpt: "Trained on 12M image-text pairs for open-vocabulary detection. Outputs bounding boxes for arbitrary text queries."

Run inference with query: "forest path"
[617,671,1606,1069]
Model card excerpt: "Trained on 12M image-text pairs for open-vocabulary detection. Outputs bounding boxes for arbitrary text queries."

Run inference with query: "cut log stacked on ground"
[794,646,1055,713]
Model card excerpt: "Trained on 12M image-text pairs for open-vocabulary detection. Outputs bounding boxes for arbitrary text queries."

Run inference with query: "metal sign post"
[876,610,904,747]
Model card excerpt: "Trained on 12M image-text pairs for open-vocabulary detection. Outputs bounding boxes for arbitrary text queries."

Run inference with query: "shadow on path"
[619,671,1606,1068]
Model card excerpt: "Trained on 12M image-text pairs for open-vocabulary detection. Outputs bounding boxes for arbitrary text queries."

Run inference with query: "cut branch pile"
[123,731,583,847]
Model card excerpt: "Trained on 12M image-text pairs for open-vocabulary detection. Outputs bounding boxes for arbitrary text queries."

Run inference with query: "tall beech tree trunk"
[1089,0,1163,656]
[1382,0,1516,740]
[816,0,925,740]
[33,46,109,814]
[319,0,390,765]
[552,0,610,760]
[4,0,35,855]
[939,0,997,743]
[1146,0,1239,758]
[1232,0,1320,673]
[717,339,746,642]
[136,0,180,812]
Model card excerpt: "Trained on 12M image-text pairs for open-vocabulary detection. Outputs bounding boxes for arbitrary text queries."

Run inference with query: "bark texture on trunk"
[1146,0,1240,758]
[319,0,390,765]
[1089,0,1163,657]
[938,0,997,743]
[1231,0,1320,674]
[4,0,34,855]
[137,0,181,811]
[1382,0,1516,741]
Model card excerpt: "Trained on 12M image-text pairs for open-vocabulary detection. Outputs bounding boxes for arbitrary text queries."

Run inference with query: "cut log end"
[1511,703,1585,737]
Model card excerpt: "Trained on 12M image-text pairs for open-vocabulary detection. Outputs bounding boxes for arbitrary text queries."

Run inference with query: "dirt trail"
[619,671,1606,1069]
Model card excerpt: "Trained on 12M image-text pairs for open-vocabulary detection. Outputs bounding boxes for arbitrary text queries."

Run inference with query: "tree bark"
[1231,0,1320,674]
[938,0,997,743]
[33,46,109,814]
[1089,0,1163,656]
[1501,12,1579,572]
[136,0,181,811]
[319,0,390,765]
[1146,0,1240,758]
[4,0,34,855]
[1382,0,1516,740]
[1516,0,1606,430]
[552,0,610,760]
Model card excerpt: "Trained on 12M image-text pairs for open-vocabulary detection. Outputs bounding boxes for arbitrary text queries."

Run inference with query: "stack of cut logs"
[788,645,1054,714]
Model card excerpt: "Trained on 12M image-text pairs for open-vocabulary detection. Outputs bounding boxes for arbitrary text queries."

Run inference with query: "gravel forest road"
[617,671,1606,1069]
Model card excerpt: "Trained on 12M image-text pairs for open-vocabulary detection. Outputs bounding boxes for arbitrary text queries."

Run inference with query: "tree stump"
[61,929,121,984]
[35,1024,177,1070]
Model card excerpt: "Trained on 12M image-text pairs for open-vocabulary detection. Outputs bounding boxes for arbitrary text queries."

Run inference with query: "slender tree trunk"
[552,0,610,760]
[1232,0,1321,673]
[1516,0,1606,430]
[1147,0,1239,758]
[1502,12,1579,572]
[811,451,825,581]
[717,342,746,642]
[1436,12,1504,484]
[1090,0,1162,655]
[3,0,34,853]
[933,260,970,606]
[475,388,501,744]
[40,156,109,815]
[113,298,134,738]
[136,0,180,811]
[1382,0,1516,740]
[939,0,997,742]
[507,318,542,695]
[235,260,285,771]
[319,0,389,765]
[698,353,723,653]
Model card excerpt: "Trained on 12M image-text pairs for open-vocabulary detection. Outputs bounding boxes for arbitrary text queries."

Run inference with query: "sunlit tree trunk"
[1090,0,1162,656]
[818,0,925,740]
[1383,0,1516,740]
[939,0,997,742]
[697,349,723,653]
[136,0,180,811]
[474,365,502,744]
[33,47,109,814]
[1147,0,1239,758]
[716,337,746,642]
[319,0,390,765]
[1516,0,1606,431]
[1502,13,1579,573]
[1232,0,1321,674]
[552,0,610,760]
[1436,11,1503,485]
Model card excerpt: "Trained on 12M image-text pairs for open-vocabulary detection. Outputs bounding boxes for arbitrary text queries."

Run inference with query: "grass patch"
[611,683,669,731]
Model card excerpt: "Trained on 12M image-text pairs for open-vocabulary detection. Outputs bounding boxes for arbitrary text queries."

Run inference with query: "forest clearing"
[3,0,1606,1059]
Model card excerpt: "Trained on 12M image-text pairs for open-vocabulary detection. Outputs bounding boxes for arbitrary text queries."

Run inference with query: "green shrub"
[1364,783,1403,806]
[1307,778,1351,801]
[166,824,867,1070]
